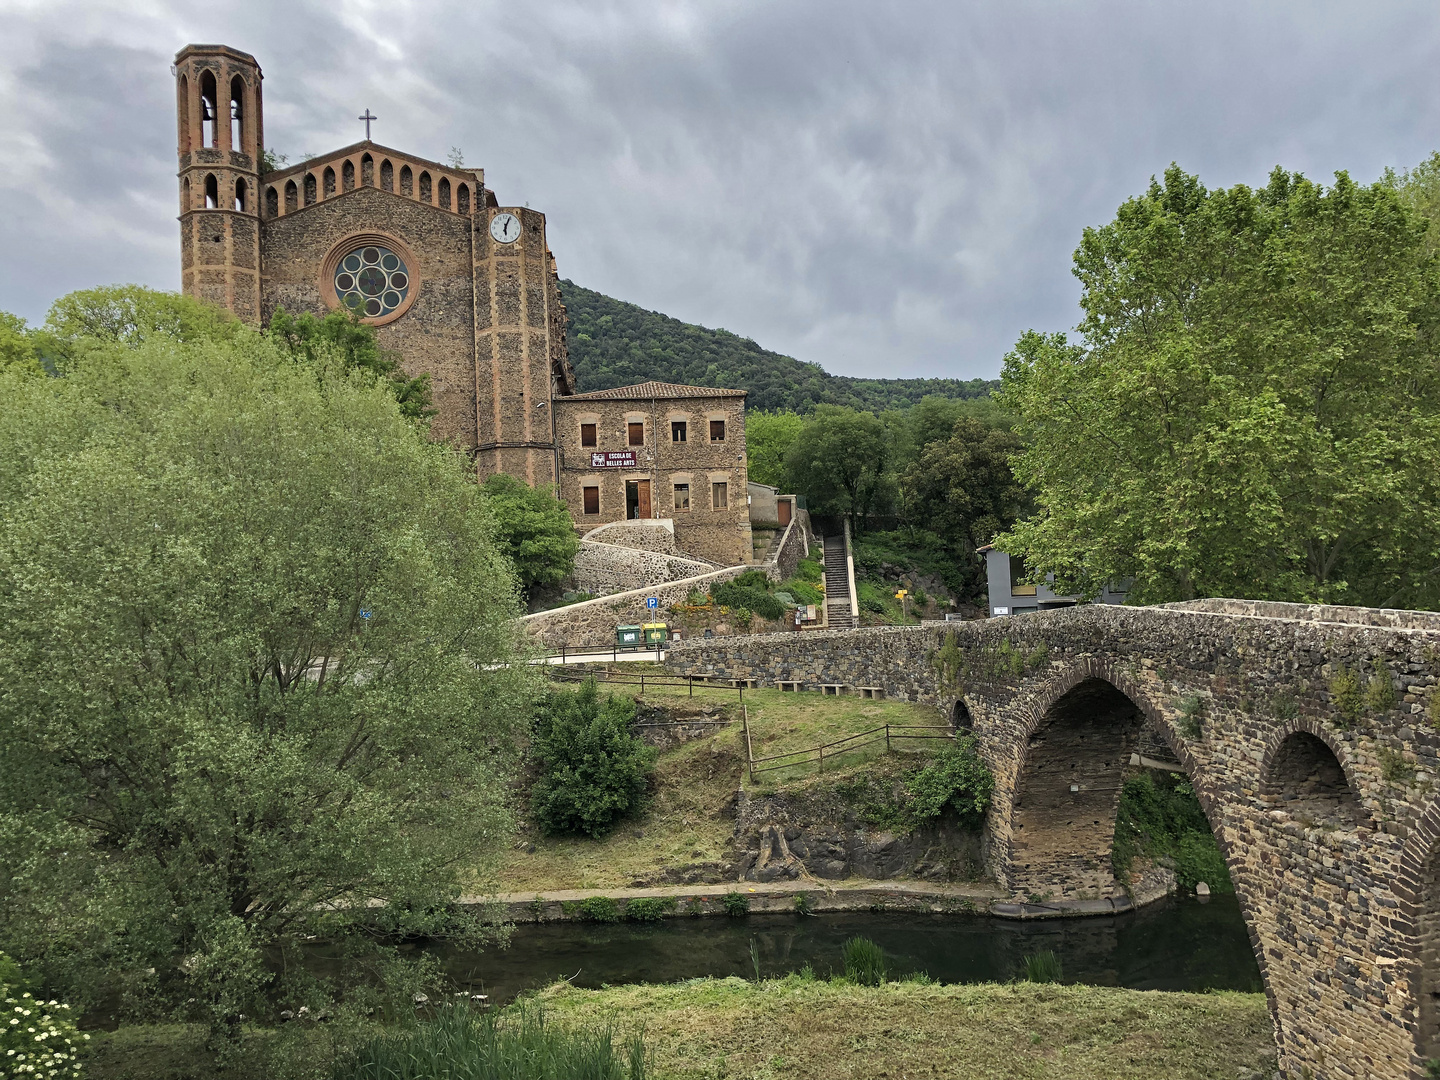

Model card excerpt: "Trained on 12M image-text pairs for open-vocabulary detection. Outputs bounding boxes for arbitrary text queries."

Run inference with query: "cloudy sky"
[1,1,1437,379]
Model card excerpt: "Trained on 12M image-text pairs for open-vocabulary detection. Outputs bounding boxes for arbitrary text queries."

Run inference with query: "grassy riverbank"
[87,979,1275,1079]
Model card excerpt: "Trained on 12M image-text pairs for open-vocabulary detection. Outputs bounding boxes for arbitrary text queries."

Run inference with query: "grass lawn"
[536,977,1276,1080]
[493,677,950,893]
[84,979,1275,1080]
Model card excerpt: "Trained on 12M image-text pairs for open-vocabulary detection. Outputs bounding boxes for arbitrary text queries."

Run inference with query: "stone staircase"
[822,534,855,628]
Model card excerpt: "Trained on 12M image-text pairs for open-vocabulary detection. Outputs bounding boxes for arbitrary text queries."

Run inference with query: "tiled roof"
[560,380,747,402]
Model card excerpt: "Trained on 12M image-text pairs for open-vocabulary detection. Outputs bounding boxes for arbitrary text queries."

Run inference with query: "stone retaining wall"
[581,519,684,555]
[522,564,752,648]
[572,540,717,596]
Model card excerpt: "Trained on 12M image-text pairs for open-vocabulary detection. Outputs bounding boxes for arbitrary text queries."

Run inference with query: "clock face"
[490,212,521,244]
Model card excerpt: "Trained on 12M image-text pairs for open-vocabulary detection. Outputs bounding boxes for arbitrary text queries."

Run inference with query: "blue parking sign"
[646,597,658,609]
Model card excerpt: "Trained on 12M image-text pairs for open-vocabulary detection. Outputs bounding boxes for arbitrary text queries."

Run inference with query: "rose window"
[334,245,410,318]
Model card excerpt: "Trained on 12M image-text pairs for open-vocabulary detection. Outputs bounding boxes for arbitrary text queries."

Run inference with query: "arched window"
[264,185,277,217]
[285,179,298,213]
[182,176,191,212]
[229,75,245,153]
[204,173,219,209]
[439,177,451,209]
[199,71,218,148]
[342,160,355,191]
[177,74,190,154]
[419,171,431,203]
[456,182,469,215]
[234,178,247,212]
[380,159,394,192]
[400,165,413,197]
[323,166,336,198]
[361,153,374,187]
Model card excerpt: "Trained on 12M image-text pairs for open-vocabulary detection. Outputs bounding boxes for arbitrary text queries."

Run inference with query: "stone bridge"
[664,599,1440,1080]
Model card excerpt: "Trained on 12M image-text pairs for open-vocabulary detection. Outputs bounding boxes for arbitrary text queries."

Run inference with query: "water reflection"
[423,893,1261,1003]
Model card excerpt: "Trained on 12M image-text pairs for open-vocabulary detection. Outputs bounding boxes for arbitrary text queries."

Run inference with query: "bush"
[721,892,749,917]
[334,1002,647,1079]
[907,738,995,827]
[796,557,824,583]
[857,580,888,614]
[1112,772,1233,893]
[624,896,676,922]
[1021,950,1062,983]
[842,937,888,986]
[530,681,657,838]
[778,577,824,606]
[570,896,620,923]
[1,952,88,1078]
[710,580,785,620]
[481,473,580,592]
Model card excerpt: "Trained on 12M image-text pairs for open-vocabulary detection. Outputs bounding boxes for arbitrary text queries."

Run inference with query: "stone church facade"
[173,44,752,562]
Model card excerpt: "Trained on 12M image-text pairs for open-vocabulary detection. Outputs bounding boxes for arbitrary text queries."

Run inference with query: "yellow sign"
[895,590,907,599]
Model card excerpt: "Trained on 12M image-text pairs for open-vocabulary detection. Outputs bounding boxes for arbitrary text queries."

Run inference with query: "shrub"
[1,952,88,1078]
[1176,694,1204,740]
[1366,671,1397,714]
[710,580,785,620]
[1021,950,1062,983]
[793,892,813,915]
[842,937,887,986]
[1378,746,1417,787]
[796,557,824,583]
[857,581,888,614]
[334,1002,647,1079]
[1111,773,1233,893]
[779,578,824,606]
[721,892,749,917]
[1330,668,1364,728]
[566,896,620,923]
[624,896,676,922]
[531,680,657,838]
[907,738,995,827]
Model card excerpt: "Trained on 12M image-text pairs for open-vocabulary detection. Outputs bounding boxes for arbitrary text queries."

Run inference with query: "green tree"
[529,681,656,838]
[998,165,1440,609]
[1387,150,1440,258]
[745,409,805,488]
[783,405,889,532]
[268,306,434,420]
[0,327,533,1042]
[39,284,240,366]
[480,472,579,593]
[0,312,41,375]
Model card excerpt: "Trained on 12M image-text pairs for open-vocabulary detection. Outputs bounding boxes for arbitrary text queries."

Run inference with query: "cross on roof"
[358,109,378,140]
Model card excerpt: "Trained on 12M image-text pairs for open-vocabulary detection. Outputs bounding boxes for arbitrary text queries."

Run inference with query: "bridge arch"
[1258,721,1365,830]
[1395,796,1440,1070]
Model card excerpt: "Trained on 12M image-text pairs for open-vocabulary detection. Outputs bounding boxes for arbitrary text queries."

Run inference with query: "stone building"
[172,44,755,561]
[554,381,752,566]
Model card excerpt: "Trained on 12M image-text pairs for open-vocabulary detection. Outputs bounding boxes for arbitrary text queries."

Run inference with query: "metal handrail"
[746,723,954,779]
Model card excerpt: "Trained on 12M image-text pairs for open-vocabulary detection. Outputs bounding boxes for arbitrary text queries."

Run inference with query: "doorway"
[626,479,652,519]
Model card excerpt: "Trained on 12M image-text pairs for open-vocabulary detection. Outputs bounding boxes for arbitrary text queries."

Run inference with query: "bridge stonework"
[665,600,1440,1080]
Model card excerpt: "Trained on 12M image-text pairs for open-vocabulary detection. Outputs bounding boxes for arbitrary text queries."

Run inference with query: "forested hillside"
[560,280,996,412]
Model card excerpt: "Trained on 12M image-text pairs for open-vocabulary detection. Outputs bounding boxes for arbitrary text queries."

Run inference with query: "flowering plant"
[2,953,88,1078]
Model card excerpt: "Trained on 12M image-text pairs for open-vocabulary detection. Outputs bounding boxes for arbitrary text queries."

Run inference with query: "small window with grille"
[711,482,728,510]
[709,419,726,441]
[671,420,687,442]
[673,483,690,511]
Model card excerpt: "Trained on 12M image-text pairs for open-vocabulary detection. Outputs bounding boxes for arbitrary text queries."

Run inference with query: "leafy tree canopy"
[268,307,434,421]
[0,323,533,1040]
[0,312,40,376]
[745,409,807,489]
[783,405,889,532]
[479,472,580,592]
[997,164,1440,609]
[561,280,997,412]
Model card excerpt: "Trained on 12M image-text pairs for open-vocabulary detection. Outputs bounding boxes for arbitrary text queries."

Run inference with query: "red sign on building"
[591,451,637,468]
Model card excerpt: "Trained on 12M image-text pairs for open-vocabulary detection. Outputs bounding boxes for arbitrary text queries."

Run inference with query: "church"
[173,44,752,566]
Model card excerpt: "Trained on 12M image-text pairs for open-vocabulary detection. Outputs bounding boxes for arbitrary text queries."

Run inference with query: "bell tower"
[174,45,264,325]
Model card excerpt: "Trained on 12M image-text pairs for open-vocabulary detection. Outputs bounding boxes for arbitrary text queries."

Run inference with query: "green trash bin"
[616,624,643,649]
[642,622,668,646]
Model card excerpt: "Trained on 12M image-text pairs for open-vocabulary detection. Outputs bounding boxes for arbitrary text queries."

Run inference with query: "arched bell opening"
[199,70,217,148]
[204,173,219,209]
[284,180,298,213]
[228,74,245,153]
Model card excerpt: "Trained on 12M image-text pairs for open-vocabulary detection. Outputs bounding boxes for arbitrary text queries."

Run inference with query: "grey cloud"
[1,0,1437,379]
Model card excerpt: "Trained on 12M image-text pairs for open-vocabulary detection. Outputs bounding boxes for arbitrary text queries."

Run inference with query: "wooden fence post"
[885,724,891,753]
[742,704,755,782]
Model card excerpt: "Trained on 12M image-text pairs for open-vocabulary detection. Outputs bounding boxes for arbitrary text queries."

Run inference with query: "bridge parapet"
[665,602,1440,1080]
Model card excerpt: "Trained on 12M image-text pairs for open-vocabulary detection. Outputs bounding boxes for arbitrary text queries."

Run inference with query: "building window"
[671,420,687,442]
[628,422,644,447]
[580,423,597,447]
[711,481,728,510]
[710,419,726,441]
[673,483,690,511]
[582,486,600,515]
